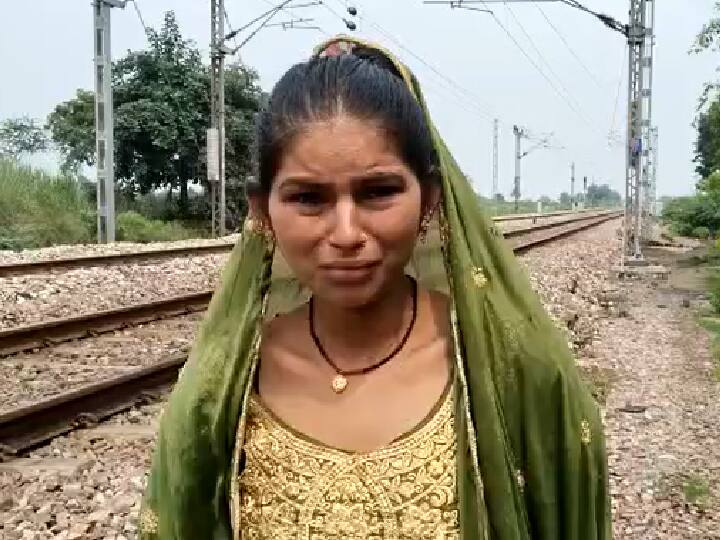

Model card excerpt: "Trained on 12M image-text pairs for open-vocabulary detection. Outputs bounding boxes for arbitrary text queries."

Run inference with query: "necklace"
[309,276,418,393]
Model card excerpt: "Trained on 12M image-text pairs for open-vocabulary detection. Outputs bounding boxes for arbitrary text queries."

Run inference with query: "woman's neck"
[310,275,415,369]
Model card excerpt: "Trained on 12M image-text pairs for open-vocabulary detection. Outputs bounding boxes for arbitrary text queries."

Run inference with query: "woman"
[140,37,609,539]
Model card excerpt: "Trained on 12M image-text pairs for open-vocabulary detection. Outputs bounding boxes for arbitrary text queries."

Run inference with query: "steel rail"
[0,211,620,359]
[0,243,235,277]
[0,209,614,277]
[0,211,621,455]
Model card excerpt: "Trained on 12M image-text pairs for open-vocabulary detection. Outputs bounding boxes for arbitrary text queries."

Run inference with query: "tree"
[694,99,720,179]
[47,91,95,173]
[585,184,621,207]
[559,192,572,206]
[47,11,260,222]
[0,116,48,158]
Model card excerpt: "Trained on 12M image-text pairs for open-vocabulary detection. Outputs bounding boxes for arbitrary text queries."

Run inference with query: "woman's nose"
[327,199,365,251]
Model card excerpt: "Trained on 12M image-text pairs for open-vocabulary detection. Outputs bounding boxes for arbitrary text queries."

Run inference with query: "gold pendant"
[332,374,348,393]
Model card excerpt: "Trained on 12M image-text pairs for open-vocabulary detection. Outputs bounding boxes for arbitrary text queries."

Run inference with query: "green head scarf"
[139,36,610,539]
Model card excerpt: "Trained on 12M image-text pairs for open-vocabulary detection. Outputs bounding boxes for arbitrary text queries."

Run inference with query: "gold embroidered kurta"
[236,387,458,539]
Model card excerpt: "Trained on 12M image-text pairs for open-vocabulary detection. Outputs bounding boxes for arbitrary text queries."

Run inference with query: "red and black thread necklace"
[309,276,418,393]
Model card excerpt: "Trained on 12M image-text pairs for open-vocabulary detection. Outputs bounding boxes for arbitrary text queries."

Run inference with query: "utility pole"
[93,0,125,243]
[492,119,499,199]
[625,0,655,261]
[424,0,657,264]
[570,162,576,210]
[583,176,588,209]
[513,125,524,212]
[208,0,226,237]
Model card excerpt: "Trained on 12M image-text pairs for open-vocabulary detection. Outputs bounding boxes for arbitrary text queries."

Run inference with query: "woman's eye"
[361,185,402,200]
[289,192,323,206]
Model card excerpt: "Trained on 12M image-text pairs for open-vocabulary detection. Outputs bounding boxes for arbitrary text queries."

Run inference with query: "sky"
[0,0,717,199]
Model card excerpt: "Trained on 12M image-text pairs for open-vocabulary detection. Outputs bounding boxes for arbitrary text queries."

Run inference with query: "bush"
[693,226,711,239]
[116,211,196,243]
[710,272,720,315]
[663,195,720,237]
[0,158,94,249]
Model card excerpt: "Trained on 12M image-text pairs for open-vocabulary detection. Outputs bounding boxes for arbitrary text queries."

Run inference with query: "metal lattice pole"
[640,0,656,242]
[513,125,523,212]
[625,0,652,262]
[209,0,226,237]
[93,1,123,243]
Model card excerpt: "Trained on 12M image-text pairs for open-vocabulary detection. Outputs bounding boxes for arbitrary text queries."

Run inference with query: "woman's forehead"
[276,117,408,179]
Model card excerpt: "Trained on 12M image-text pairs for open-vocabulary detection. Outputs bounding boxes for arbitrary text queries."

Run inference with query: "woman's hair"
[250,46,440,196]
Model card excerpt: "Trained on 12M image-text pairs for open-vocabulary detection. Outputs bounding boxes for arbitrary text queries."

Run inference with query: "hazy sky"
[0,0,717,199]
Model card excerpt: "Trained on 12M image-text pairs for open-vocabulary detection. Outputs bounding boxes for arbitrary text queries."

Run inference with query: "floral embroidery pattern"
[139,508,158,535]
[237,391,459,539]
[580,419,592,445]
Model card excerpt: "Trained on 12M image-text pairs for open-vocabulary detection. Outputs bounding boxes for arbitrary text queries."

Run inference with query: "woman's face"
[262,115,434,308]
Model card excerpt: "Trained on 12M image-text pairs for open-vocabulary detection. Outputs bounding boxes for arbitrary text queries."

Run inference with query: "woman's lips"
[319,261,380,283]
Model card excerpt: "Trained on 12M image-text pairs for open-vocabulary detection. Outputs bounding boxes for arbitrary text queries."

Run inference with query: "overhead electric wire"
[330,3,499,123]
[534,4,603,89]
[503,4,586,114]
[609,43,628,144]
[258,0,330,36]
[130,0,150,36]
[224,7,240,48]
[476,1,604,138]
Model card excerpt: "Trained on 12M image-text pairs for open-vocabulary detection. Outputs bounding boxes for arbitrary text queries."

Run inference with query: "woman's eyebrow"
[350,171,405,182]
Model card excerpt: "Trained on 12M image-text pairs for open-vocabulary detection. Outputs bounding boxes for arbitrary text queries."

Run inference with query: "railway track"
[0,208,602,277]
[0,209,620,456]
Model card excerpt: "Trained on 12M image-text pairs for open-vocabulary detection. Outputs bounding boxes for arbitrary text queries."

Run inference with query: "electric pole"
[513,125,524,212]
[93,0,126,243]
[625,0,655,261]
[570,162,576,210]
[425,0,658,264]
[492,118,499,200]
[209,0,226,237]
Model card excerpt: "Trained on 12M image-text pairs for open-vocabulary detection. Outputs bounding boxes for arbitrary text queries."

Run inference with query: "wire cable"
[477,2,602,136]
[130,0,150,36]
[224,7,240,48]
[350,12,499,121]
[534,3,603,89]
[504,4,585,112]
[609,43,627,145]
[259,0,330,36]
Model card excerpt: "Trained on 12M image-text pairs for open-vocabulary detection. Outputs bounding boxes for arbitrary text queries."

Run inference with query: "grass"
[654,472,713,509]
[0,158,205,250]
[697,316,720,382]
[0,158,94,250]
[683,475,711,507]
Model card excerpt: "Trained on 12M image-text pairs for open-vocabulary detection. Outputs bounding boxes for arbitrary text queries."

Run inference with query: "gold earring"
[419,213,432,242]
[244,216,274,243]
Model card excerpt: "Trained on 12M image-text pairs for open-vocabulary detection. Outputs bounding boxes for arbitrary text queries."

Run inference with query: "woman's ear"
[247,193,271,230]
[423,183,441,219]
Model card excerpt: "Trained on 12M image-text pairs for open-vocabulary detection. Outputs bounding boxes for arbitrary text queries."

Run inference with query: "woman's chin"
[313,275,386,308]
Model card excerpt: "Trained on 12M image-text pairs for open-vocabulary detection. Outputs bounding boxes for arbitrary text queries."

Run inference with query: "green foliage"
[0,116,48,158]
[694,102,720,178]
[662,195,720,237]
[585,184,621,207]
[0,158,94,249]
[116,211,196,243]
[47,90,96,173]
[47,11,260,225]
[693,226,711,239]
[682,475,711,508]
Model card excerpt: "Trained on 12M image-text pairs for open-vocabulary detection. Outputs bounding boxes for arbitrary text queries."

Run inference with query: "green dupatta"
[139,36,610,540]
